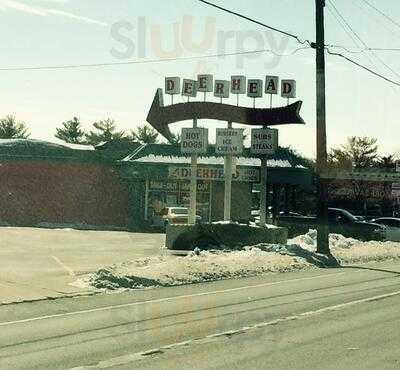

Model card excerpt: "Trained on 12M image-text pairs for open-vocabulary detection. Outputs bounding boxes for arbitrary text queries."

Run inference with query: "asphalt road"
[1,260,400,369]
[0,227,165,303]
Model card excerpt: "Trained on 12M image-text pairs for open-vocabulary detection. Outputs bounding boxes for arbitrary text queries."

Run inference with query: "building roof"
[121,143,310,169]
[0,139,108,163]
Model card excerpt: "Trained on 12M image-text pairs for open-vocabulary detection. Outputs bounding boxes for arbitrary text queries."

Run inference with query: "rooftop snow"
[124,155,297,168]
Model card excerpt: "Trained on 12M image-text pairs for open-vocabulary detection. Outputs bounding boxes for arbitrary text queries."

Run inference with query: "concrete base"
[166,223,288,250]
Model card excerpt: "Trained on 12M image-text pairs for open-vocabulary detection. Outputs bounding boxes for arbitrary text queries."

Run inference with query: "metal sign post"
[181,125,209,225]
[216,127,244,221]
[251,128,278,227]
[181,78,200,225]
[224,122,233,221]
[189,118,198,225]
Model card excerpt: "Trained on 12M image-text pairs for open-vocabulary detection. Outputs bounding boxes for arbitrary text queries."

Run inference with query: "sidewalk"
[0,227,165,304]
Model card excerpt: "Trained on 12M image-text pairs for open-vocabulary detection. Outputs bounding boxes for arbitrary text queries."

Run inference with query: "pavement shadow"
[257,243,341,268]
[340,265,400,275]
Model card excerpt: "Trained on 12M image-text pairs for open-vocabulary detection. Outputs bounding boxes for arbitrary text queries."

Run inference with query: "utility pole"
[315,0,330,254]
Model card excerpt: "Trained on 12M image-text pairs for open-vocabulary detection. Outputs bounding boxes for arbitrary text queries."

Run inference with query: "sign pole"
[315,0,329,254]
[251,127,278,227]
[224,121,233,221]
[259,152,268,227]
[189,117,198,225]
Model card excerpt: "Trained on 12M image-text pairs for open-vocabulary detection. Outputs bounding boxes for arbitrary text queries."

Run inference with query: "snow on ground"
[75,230,400,291]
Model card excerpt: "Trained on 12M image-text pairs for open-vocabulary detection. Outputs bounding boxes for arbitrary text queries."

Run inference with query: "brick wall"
[0,160,129,228]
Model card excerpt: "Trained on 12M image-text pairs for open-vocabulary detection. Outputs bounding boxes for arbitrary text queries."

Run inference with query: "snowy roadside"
[73,230,400,291]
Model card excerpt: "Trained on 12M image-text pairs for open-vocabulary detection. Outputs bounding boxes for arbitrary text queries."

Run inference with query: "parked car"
[152,207,202,228]
[278,208,386,241]
[370,217,400,242]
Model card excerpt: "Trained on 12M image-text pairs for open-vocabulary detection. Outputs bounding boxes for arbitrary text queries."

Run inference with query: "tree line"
[327,136,398,170]
[0,115,398,167]
[0,114,181,145]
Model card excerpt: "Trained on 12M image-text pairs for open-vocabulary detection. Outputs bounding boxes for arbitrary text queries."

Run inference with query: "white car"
[371,218,400,242]
[153,207,202,228]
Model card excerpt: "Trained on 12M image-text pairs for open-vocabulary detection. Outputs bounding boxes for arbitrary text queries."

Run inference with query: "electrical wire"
[197,0,400,87]
[358,0,400,31]
[0,47,310,72]
[327,0,400,81]
[196,0,313,46]
[326,46,400,53]
[326,5,362,50]
[326,48,400,87]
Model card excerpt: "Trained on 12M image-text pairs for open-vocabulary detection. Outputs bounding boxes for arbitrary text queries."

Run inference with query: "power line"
[326,4,361,49]
[196,0,312,46]
[326,46,400,53]
[352,0,400,37]
[358,0,400,31]
[0,47,310,72]
[327,48,400,87]
[327,0,400,81]
[197,0,400,87]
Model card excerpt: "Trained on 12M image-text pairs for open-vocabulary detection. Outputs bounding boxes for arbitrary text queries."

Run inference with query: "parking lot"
[0,227,165,303]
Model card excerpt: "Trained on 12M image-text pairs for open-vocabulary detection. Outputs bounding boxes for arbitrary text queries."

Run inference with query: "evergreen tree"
[0,115,30,139]
[130,124,159,144]
[55,117,86,144]
[168,133,181,145]
[85,119,126,145]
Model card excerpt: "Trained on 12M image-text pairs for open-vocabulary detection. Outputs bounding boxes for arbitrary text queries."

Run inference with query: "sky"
[0,0,399,158]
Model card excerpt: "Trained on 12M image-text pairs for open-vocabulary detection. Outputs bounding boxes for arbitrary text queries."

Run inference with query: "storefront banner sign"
[148,180,209,192]
[251,128,278,155]
[168,166,260,182]
[181,127,209,154]
[215,128,244,155]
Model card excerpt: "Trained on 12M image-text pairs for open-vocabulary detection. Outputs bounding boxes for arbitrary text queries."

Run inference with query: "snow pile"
[289,229,400,264]
[82,249,308,291]
[78,230,400,291]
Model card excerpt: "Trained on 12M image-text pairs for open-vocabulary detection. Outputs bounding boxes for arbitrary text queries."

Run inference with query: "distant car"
[279,211,303,217]
[371,217,400,242]
[161,207,202,227]
[278,207,386,241]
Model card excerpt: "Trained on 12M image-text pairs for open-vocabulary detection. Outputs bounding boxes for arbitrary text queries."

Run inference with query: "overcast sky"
[0,0,399,157]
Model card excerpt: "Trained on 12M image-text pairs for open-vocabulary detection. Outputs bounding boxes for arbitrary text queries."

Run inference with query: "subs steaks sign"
[146,75,304,140]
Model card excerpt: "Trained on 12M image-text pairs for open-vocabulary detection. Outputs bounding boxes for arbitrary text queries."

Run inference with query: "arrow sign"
[146,88,305,140]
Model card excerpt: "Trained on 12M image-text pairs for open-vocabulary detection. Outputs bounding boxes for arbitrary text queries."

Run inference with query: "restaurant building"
[0,139,314,230]
[117,143,314,230]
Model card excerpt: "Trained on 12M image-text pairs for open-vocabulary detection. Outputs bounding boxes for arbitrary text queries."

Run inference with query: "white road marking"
[0,270,349,327]
[52,256,75,277]
[70,289,400,369]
